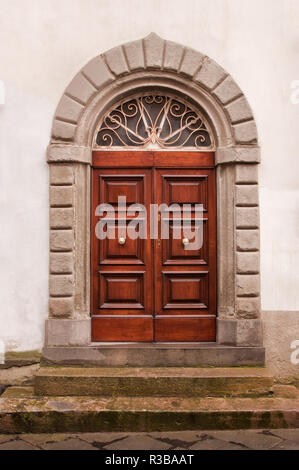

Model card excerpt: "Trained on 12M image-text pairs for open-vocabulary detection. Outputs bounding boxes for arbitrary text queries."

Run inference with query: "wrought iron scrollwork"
[95,94,214,150]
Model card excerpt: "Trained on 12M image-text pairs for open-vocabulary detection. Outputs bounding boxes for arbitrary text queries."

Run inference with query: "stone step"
[42,345,265,367]
[34,367,274,398]
[0,390,298,433]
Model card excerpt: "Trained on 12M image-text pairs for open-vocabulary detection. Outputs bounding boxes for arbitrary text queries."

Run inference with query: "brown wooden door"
[91,151,216,342]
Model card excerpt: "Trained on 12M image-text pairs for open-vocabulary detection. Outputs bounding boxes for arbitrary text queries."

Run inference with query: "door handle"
[118,237,126,245]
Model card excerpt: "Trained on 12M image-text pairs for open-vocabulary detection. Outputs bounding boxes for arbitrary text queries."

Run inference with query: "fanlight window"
[95,94,214,150]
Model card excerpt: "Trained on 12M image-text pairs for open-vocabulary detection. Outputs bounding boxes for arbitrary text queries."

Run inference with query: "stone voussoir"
[104,46,129,76]
[194,57,226,90]
[66,72,97,105]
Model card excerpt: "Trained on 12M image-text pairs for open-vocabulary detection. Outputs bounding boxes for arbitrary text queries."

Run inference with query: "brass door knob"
[182,238,189,246]
[118,237,126,245]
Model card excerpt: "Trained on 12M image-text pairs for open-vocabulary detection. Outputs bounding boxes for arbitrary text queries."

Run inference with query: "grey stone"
[236,297,261,319]
[45,319,91,347]
[0,439,39,450]
[66,73,96,104]
[49,274,74,297]
[194,57,226,90]
[55,95,84,123]
[49,297,74,318]
[236,207,259,229]
[50,208,74,229]
[50,230,74,252]
[189,438,244,450]
[236,252,259,274]
[52,119,76,141]
[208,430,281,450]
[48,144,91,164]
[179,48,204,77]
[271,429,299,443]
[235,164,258,184]
[82,55,114,89]
[233,120,258,143]
[143,33,164,69]
[236,230,259,252]
[216,146,260,164]
[225,96,253,123]
[105,46,129,76]
[49,164,74,185]
[213,75,242,104]
[123,39,145,71]
[164,40,184,71]
[43,438,97,450]
[237,274,260,297]
[104,435,172,450]
[50,186,73,207]
[236,185,259,206]
[50,252,74,274]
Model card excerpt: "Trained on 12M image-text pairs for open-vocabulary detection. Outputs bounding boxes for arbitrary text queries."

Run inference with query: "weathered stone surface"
[216,147,260,165]
[123,39,144,70]
[236,319,263,346]
[55,95,84,123]
[213,75,242,104]
[179,48,204,77]
[49,297,74,318]
[50,208,74,229]
[233,120,258,143]
[208,429,281,450]
[50,186,73,207]
[163,40,184,71]
[235,164,258,184]
[236,185,259,206]
[0,395,297,434]
[0,364,40,386]
[52,119,76,141]
[236,230,259,252]
[0,440,39,451]
[66,73,96,105]
[189,439,244,450]
[43,438,96,451]
[236,297,261,318]
[47,144,91,164]
[82,55,114,89]
[143,33,164,69]
[104,435,171,450]
[236,207,259,229]
[194,57,226,90]
[50,230,74,252]
[50,253,74,274]
[236,252,259,273]
[34,367,273,398]
[45,319,91,347]
[49,275,74,297]
[225,96,253,123]
[237,274,260,297]
[42,345,265,367]
[50,164,74,185]
[105,46,129,76]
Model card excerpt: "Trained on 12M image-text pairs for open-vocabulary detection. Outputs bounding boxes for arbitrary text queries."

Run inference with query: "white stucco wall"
[0,0,298,356]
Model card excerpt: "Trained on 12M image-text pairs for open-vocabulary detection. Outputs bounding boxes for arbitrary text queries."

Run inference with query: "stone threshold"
[42,345,265,367]
[0,393,298,433]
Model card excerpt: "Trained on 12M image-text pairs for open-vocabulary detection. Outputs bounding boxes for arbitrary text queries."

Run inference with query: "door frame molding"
[45,33,262,350]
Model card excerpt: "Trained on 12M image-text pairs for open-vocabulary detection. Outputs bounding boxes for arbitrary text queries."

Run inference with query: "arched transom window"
[94,94,215,150]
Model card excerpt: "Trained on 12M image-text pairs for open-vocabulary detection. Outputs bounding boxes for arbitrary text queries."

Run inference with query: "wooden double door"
[91,151,216,342]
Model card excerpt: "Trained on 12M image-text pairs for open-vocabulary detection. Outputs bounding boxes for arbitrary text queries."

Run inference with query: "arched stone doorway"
[45,34,263,363]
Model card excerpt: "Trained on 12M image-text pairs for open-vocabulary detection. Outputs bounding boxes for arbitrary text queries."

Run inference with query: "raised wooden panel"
[162,175,208,212]
[162,219,208,265]
[99,219,145,265]
[155,317,216,342]
[92,317,153,342]
[99,271,145,310]
[101,174,145,207]
[162,271,209,310]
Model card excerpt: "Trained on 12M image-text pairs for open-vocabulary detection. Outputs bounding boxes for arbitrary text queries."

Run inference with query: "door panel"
[91,168,153,341]
[91,153,216,343]
[154,168,216,341]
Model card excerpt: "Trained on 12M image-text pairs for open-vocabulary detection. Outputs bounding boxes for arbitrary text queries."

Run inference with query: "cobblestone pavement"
[0,429,298,450]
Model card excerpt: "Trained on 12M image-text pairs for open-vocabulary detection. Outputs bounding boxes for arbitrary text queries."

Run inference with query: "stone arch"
[46,34,262,354]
